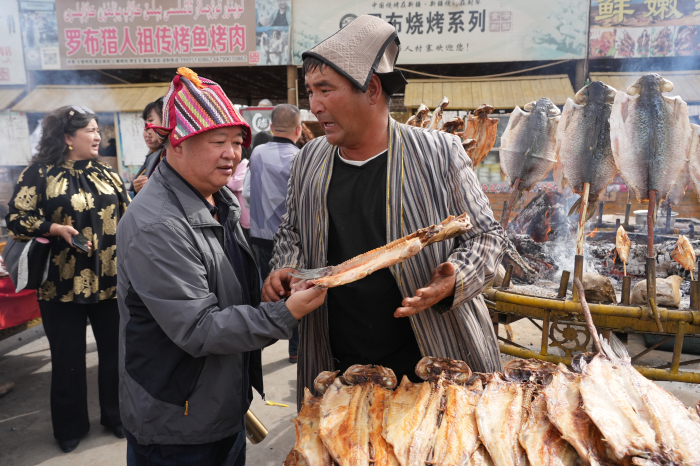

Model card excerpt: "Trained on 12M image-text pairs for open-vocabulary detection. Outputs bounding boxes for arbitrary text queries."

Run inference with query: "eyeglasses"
[67,105,95,121]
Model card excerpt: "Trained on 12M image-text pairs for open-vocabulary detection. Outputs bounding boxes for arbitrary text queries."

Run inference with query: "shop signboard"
[50,0,292,70]
[292,0,588,65]
[589,0,700,58]
[0,112,32,166]
[18,0,60,70]
[0,0,28,82]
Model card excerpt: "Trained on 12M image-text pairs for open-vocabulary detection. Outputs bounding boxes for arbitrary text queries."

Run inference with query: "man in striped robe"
[263,15,507,408]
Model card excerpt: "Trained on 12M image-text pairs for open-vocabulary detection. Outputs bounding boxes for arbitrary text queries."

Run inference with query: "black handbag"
[4,236,51,292]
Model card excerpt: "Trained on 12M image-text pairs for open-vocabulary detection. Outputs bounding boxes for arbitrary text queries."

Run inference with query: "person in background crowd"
[264,16,506,408]
[245,104,302,363]
[258,99,273,107]
[6,105,130,453]
[296,122,315,149]
[227,141,251,242]
[116,68,326,466]
[242,131,273,211]
[129,97,164,197]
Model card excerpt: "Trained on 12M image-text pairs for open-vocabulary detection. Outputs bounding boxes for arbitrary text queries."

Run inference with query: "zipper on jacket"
[184,400,189,416]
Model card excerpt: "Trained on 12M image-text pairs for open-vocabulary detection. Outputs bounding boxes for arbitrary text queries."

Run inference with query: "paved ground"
[0,319,698,465]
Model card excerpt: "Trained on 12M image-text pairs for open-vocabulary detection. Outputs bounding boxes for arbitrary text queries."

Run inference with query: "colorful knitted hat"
[148,68,252,148]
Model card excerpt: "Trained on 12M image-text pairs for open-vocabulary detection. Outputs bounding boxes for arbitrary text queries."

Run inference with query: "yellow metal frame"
[484,288,700,384]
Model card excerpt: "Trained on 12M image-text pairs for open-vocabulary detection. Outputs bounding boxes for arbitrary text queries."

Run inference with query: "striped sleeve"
[270,147,305,271]
[444,136,507,308]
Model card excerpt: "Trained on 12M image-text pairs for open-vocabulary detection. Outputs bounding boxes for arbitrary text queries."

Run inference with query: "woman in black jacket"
[6,106,129,453]
[129,97,164,197]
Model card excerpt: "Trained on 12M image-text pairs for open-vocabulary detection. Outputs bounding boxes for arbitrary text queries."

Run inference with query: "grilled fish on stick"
[556,82,618,221]
[616,226,631,276]
[462,104,499,168]
[427,97,450,130]
[671,235,696,279]
[406,104,430,127]
[439,116,464,134]
[289,213,472,288]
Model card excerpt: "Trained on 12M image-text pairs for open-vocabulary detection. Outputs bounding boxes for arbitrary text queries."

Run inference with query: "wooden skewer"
[575,183,591,256]
[692,270,694,281]
[623,261,627,277]
[501,177,522,230]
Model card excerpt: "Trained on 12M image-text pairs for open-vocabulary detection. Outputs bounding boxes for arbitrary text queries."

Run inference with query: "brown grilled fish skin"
[463,104,499,168]
[609,74,692,204]
[415,356,472,384]
[318,378,372,466]
[294,389,332,466]
[556,81,618,221]
[671,235,697,272]
[428,97,450,130]
[432,381,483,466]
[368,385,400,466]
[440,117,465,134]
[616,226,631,265]
[475,373,529,466]
[500,98,561,203]
[407,104,430,127]
[383,376,433,466]
[519,393,579,466]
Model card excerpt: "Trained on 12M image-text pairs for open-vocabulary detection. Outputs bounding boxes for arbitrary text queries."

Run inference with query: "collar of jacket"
[154,157,241,228]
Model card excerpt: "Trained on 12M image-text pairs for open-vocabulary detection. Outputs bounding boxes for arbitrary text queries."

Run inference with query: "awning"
[12,83,170,113]
[403,75,575,110]
[590,71,700,105]
[0,87,25,112]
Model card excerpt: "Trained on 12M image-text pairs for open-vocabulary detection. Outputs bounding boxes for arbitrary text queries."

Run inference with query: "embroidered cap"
[148,68,252,148]
[302,15,408,95]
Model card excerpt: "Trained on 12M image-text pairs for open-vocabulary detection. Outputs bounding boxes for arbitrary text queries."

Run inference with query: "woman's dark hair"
[33,106,98,166]
[142,97,164,121]
[251,131,273,151]
[296,122,315,149]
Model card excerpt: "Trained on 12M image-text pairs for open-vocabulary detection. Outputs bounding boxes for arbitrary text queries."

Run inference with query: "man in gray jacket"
[116,69,326,466]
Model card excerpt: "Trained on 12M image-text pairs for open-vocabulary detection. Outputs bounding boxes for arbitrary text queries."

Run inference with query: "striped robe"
[270,118,507,408]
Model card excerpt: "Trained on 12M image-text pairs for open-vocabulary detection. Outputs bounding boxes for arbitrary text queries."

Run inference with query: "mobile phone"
[72,233,90,253]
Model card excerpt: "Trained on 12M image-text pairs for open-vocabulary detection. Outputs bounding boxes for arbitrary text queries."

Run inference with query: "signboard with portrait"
[50,0,292,69]
[0,0,27,83]
[292,0,588,65]
[19,0,60,70]
[589,0,700,58]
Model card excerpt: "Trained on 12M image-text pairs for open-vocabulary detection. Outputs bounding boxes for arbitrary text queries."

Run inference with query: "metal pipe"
[630,336,673,363]
[558,271,570,298]
[572,255,584,302]
[245,410,268,444]
[596,201,605,228]
[621,276,632,305]
[498,343,700,383]
[483,288,700,324]
[691,280,700,310]
[501,178,521,230]
[623,190,632,228]
[671,321,686,374]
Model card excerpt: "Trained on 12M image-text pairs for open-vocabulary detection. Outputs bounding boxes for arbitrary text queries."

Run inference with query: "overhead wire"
[396,59,573,81]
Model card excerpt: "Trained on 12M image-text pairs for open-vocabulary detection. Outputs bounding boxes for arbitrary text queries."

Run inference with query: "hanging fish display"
[500,97,561,206]
[609,74,692,206]
[555,81,619,221]
[462,104,499,168]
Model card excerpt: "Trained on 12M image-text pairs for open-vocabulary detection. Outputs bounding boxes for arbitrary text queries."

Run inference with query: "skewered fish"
[670,235,696,276]
[407,104,430,128]
[688,124,700,202]
[463,138,477,160]
[519,393,579,466]
[556,81,618,221]
[616,226,631,276]
[289,213,472,288]
[500,98,561,205]
[427,97,450,130]
[317,365,398,466]
[609,74,692,206]
[293,389,332,466]
[440,116,465,134]
[543,364,613,466]
[462,104,499,168]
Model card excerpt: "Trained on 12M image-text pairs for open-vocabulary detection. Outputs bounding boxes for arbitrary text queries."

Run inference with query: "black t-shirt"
[326,151,422,383]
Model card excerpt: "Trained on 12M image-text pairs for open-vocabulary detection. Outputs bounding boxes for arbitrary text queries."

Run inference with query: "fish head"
[343,364,397,389]
[531,97,560,117]
[421,213,473,245]
[627,73,674,96]
[576,81,617,105]
[416,103,430,119]
[415,356,472,384]
[462,138,477,154]
[503,358,557,385]
[313,370,340,394]
[523,101,538,112]
[474,103,495,117]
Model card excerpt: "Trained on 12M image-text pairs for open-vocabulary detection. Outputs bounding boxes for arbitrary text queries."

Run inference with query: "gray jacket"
[116,161,298,445]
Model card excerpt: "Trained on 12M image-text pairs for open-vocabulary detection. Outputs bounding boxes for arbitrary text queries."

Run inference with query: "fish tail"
[585,197,599,222]
[287,267,333,280]
[568,197,582,217]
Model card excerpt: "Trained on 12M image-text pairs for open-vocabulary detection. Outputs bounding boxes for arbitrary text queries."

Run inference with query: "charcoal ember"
[507,190,573,243]
[502,237,538,284]
[509,233,559,280]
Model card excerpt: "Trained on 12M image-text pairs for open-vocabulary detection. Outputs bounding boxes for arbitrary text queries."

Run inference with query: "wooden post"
[540,311,551,356]
[572,255,584,302]
[575,183,591,256]
[621,276,632,305]
[557,271,570,298]
[671,321,686,374]
[623,190,632,228]
[287,65,298,106]
[647,190,657,304]
[502,264,514,288]
[501,178,521,230]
